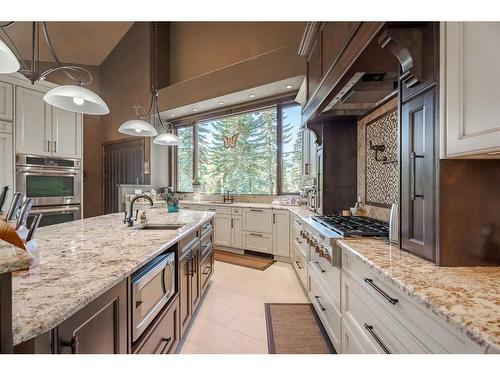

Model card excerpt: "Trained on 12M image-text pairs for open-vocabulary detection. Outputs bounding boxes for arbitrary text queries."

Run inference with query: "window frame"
[174,100,301,195]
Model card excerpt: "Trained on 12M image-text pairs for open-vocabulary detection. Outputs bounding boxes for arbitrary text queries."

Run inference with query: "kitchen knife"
[6,192,24,221]
[0,186,9,215]
[26,213,42,242]
[17,198,33,229]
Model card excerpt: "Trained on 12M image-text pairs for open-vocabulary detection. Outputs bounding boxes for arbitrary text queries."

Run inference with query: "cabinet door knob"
[61,335,79,354]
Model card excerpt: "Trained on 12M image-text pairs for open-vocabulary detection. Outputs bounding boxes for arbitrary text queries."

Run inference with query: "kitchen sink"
[136,223,185,230]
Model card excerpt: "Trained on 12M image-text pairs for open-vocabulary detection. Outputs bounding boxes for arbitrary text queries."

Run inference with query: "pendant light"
[0,22,109,115]
[0,39,20,73]
[118,22,179,146]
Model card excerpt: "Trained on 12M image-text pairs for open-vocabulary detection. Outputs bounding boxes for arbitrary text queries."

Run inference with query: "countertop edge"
[337,239,499,354]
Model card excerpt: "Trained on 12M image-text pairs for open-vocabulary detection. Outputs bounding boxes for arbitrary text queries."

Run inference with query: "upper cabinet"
[298,22,384,123]
[441,22,500,158]
[15,86,82,159]
[0,81,13,122]
[15,86,52,157]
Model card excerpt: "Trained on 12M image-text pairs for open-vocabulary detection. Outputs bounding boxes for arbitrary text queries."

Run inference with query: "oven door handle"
[17,167,80,176]
[162,259,175,298]
[30,206,81,214]
[133,256,171,291]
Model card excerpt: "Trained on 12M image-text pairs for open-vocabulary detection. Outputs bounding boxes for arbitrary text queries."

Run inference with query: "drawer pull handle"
[295,261,303,270]
[202,266,211,275]
[250,233,263,237]
[250,209,263,212]
[315,261,326,273]
[207,208,216,211]
[364,324,391,354]
[61,335,79,354]
[364,278,399,305]
[313,295,326,311]
[159,336,172,353]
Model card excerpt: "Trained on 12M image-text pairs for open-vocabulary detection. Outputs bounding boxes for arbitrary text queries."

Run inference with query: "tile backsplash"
[357,97,398,222]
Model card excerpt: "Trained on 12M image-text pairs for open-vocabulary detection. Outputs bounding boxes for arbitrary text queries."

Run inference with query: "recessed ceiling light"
[286,85,293,89]
[249,94,256,98]
[192,108,198,112]
[218,101,224,105]
[169,114,175,117]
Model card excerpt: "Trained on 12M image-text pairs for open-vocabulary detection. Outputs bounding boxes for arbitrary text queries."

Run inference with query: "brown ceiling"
[2,22,134,66]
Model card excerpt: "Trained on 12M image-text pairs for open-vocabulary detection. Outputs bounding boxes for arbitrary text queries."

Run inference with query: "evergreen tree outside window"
[175,103,302,195]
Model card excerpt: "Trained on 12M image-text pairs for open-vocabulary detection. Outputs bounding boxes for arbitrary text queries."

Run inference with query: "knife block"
[0,218,40,269]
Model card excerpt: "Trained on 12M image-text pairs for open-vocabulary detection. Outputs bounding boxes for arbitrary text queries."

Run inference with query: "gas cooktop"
[312,214,389,237]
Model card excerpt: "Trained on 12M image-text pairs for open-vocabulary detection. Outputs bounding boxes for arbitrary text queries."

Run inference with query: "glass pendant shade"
[153,132,180,146]
[43,85,109,115]
[118,119,158,137]
[0,39,20,73]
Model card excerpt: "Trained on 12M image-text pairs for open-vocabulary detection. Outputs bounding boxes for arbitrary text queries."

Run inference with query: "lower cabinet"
[200,250,215,294]
[231,215,242,248]
[214,214,232,247]
[179,243,201,336]
[242,231,272,254]
[133,295,180,354]
[272,210,289,257]
[56,280,128,354]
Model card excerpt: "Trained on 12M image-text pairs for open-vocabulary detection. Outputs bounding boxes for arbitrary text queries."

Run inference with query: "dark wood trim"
[0,272,13,353]
[276,103,284,195]
[298,22,323,57]
[301,22,384,124]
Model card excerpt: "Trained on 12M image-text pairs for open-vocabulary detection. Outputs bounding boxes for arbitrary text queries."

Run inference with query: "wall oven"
[131,252,176,342]
[16,154,82,206]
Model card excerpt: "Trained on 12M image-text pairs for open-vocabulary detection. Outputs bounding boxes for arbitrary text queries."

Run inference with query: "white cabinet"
[231,215,242,248]
[242,231,272,254]
[0,81,13,121]
[15,86,52,156]
[441,22,500,157]
[51,106,82,158]
[272,210,289,257]
[0,130,14,207]
[242,208,272,233]
[214,214,232,247]
[15,86,83,158]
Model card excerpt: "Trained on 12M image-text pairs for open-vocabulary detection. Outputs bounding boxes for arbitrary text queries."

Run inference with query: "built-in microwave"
[16,154,81,207]
[131,252,176,342]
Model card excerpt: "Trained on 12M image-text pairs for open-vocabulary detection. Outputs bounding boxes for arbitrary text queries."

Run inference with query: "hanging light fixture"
[118,22,179,146]
[0,22,109,115]
[0,39,20,73]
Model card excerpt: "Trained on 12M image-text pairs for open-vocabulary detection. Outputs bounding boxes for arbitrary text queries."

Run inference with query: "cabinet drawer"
[198,205,231,215]
[200,251,214,293]
[341,247,479,353]
[134,295,180,354]
[309,251,341,312]
[309,269,341,351]
[342,272,428,354]
[242,231,272,254]
[0,121,12,134]
[242,208,272,233]
[231,207,242,216]
[292,241,308,289]
[341,319,376,354]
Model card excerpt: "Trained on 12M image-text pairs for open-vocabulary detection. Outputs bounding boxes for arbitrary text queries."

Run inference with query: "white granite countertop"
[0,242,32,274]
[338,238,500,354]
[11,209,214,346]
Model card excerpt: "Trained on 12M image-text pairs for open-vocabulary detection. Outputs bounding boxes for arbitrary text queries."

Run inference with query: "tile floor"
[179,260,308,354]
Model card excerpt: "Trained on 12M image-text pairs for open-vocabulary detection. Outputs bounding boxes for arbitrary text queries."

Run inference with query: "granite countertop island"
[11,209,214,346]
[338,238,500,353]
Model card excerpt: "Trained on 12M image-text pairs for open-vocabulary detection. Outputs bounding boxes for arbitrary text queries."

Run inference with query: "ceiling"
[160,76,304,120]
[0,22,133,66]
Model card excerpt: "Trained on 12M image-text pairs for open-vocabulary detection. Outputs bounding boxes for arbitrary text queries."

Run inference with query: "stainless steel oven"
[131,252,176,342]
[27,204,82,228]
[16,154,81,206]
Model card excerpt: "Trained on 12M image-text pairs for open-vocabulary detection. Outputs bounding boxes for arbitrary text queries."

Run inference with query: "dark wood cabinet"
[56,280,128,354]
[200,250,214,294]
[191,245,201,312]
[133,295,180,354]
[179,241,201,336]
[400,87,437,262]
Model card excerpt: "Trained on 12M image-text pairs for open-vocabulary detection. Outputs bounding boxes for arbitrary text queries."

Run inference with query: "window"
[176,126,194,192]
[175,103,302,195]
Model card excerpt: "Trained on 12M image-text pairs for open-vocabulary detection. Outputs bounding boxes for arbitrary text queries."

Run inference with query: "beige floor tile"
[196,298,241,326]
[225,335,269,354]
[184,316,242,354]
[179,339,214,354]
[227,311,268,342]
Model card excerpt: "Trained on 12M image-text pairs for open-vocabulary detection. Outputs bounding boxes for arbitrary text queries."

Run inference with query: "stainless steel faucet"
[124,194,154,226]
[224,189,237,203]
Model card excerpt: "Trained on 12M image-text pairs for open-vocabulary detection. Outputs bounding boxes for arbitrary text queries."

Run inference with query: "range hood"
[321,36,400,117]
